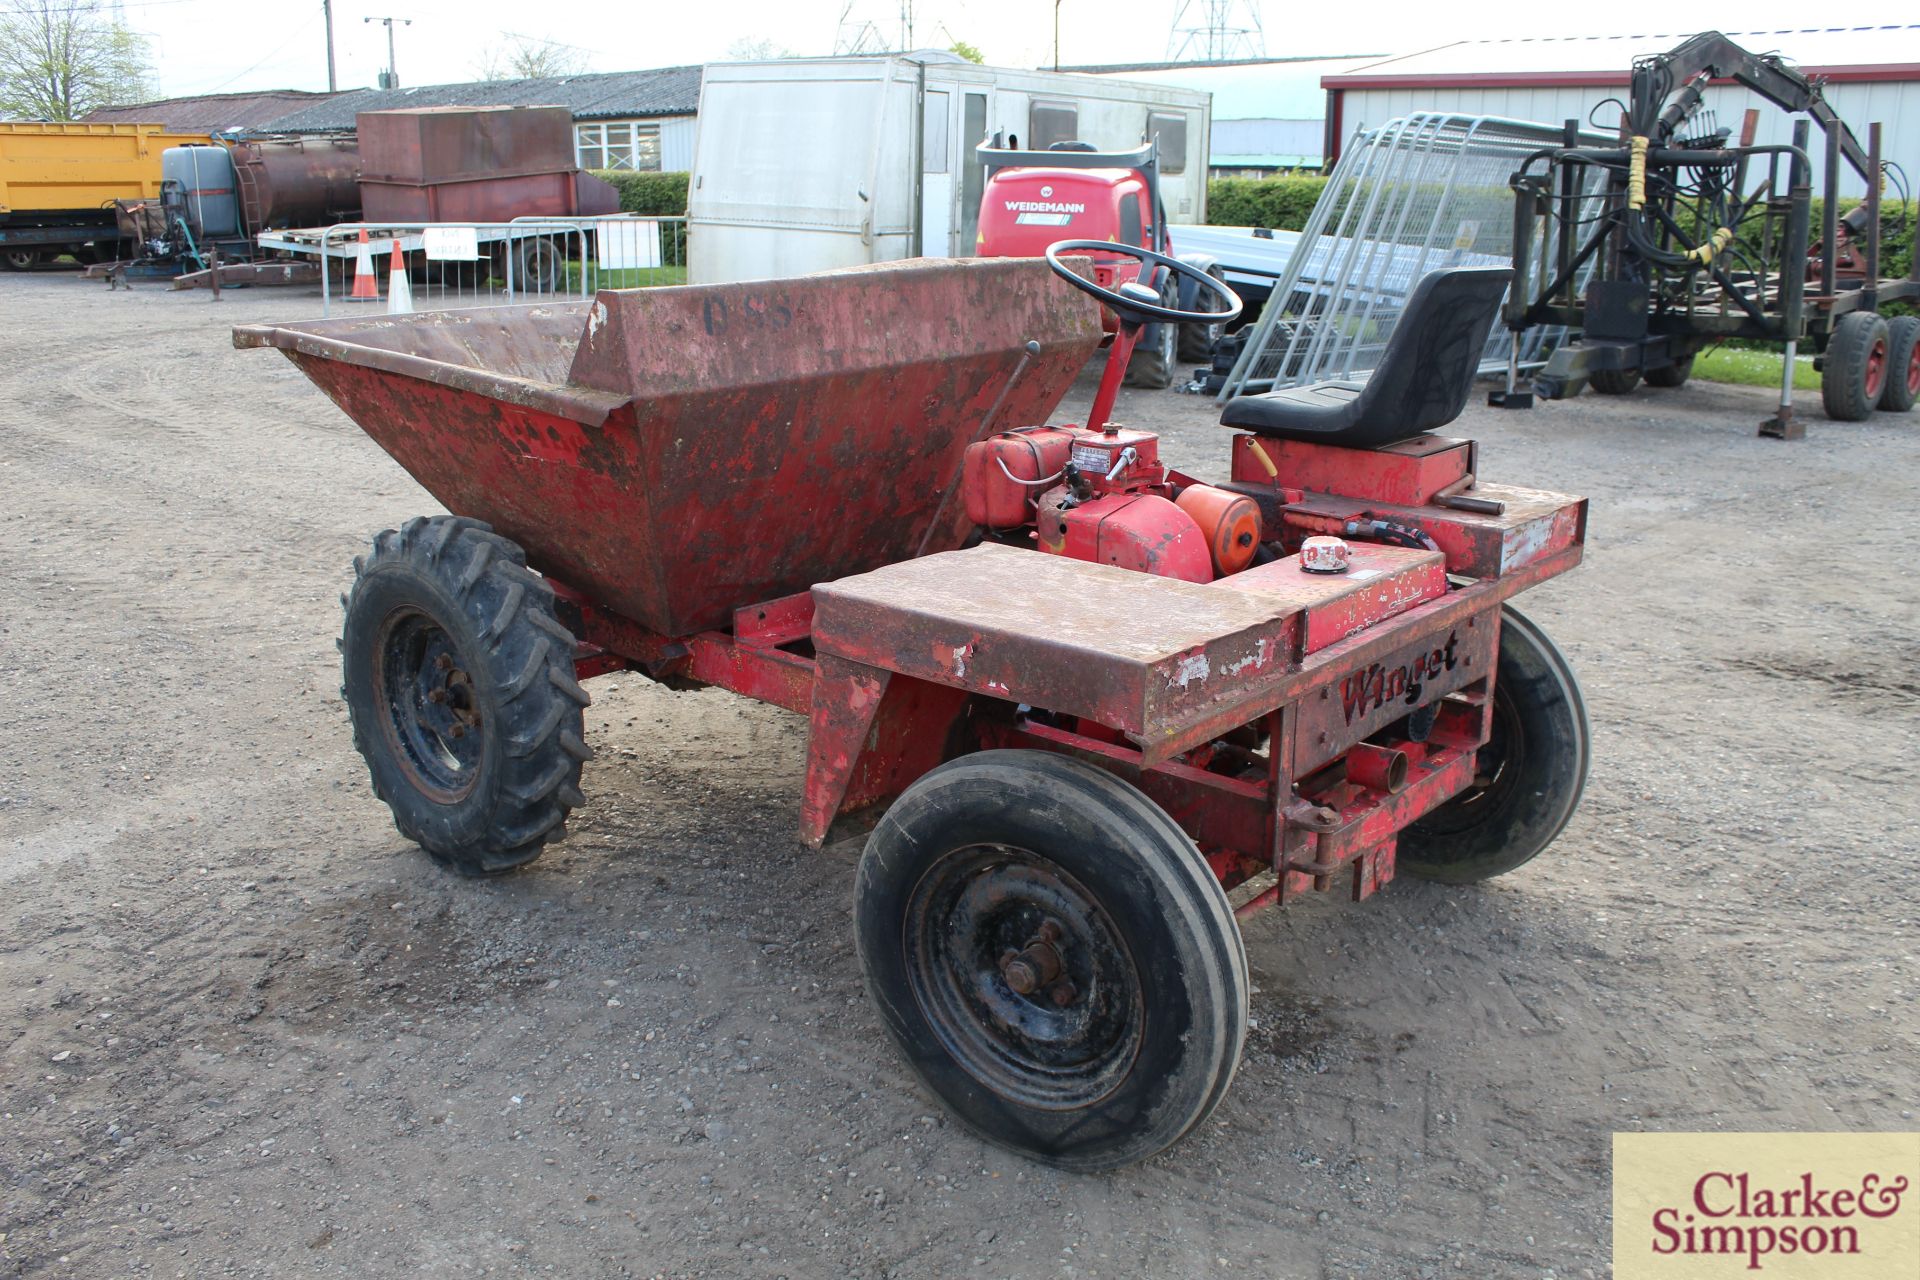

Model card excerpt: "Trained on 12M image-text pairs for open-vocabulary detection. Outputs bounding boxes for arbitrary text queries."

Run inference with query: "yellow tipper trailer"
[0,121,212,213]
[1,122,213,267]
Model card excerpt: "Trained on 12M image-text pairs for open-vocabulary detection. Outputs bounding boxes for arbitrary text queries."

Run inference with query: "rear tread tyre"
[856,749,1246,1172]
[1399,605,1588,884]
[1821,311,1889,422]
[341,515,590,875]
[1880,316,1920,413]
[1589,368,1641,395]
[1644,355,1693,388]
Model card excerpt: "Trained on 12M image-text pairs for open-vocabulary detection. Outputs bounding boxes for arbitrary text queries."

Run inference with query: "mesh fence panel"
[1217,113,1612,401]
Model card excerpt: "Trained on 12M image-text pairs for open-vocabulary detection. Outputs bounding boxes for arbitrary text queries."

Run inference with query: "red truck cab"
[974,142,1223,389]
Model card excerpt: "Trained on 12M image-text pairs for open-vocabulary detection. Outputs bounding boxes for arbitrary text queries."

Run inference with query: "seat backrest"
[1348,266,1511,436]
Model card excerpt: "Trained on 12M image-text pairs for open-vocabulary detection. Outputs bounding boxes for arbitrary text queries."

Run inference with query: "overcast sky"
[122,0,1900,99]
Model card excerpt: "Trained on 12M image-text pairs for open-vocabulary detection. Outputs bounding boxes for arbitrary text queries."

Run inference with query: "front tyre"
[1177,267,1230,362]
[856,750,1247,1172]
[1399,605,1589,884]
[341,516,592,875]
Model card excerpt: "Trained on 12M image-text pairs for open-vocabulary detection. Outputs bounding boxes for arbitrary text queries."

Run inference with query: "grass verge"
[1691,344,1821,391]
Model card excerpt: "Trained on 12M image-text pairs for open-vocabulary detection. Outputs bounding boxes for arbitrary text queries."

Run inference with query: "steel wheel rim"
[904,844,1143,1111]
[1907,342,1920,396]
[373,607,483,802]
[1865,337,1887,401]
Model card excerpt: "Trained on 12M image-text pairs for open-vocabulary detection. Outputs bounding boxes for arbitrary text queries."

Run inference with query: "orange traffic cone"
[347,230,380,302]
[386,240,413,314]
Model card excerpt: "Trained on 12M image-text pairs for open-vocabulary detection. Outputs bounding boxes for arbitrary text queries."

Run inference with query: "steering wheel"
[1043,239,1243,328]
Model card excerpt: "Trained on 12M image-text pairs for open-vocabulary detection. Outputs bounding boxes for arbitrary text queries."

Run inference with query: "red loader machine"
[237,246,1589,1171]
[975,142,1230,389]
[1498,31,1919,435]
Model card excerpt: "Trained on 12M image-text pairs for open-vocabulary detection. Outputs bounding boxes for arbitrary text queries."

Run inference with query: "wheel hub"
[998,920,1077,1005]
[375,609,484,802]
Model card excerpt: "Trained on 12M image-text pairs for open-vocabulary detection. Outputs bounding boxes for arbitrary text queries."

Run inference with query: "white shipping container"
[689,54,1211,284]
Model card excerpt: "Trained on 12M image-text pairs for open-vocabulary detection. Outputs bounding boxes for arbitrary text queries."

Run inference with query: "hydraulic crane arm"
[1629,31,1872,181]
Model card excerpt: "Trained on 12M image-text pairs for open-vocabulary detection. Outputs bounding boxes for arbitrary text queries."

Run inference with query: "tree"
[947,40,984,64]
[725,37,794,60]
[476,36,587,82]
[0,0,150,121]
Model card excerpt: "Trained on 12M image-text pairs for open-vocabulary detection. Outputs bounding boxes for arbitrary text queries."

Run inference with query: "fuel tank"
[229,135,361,233]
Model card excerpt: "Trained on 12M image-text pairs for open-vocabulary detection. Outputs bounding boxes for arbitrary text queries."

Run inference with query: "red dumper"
[235,245,1589,1171]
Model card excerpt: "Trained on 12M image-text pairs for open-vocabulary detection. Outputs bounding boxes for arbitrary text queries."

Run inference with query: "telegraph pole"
[323,0,336,92]
[365,16,412,90]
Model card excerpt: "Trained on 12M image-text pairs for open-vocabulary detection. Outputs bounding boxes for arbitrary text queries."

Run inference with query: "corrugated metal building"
[1322,28,1920,195]
[262,66,702,172]
[84,90,342,134]
[1074,55,1380,174]
[95,66,703,172]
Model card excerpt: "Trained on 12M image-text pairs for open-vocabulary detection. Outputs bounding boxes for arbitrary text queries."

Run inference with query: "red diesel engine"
[963,423,1261,582]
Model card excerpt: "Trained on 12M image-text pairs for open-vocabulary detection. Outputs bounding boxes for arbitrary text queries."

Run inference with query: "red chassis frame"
[553,433,1586,922]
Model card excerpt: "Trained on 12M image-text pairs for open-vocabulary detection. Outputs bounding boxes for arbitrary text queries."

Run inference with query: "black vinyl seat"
[1220,266,1511,448]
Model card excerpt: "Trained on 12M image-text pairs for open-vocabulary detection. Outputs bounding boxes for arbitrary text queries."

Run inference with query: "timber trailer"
[237,246,1590,1170]
[1495,31,1919,435]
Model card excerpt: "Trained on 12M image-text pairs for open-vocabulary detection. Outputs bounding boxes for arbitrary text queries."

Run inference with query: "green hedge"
[1206,176,1329,230]
[592,170,690,216]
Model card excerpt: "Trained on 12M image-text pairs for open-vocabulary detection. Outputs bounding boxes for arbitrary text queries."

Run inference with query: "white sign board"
[598,220,662,270]
[423,226,480,261]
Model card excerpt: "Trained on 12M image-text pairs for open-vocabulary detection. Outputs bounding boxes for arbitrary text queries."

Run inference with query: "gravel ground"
[1,273,1915,1279]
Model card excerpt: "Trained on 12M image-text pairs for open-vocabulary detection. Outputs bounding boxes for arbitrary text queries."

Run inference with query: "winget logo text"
[1338,632,1459,725]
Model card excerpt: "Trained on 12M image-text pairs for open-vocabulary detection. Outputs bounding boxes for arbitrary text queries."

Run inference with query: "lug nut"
[1050,982,1078,1007]
[1004,959,1039,995]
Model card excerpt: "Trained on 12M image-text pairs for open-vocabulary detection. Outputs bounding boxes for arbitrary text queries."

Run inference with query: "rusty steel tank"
[229,135,361,233]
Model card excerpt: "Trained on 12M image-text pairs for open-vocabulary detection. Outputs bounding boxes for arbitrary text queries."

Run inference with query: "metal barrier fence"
[1216,114,1612,403]
[254,215,689,316]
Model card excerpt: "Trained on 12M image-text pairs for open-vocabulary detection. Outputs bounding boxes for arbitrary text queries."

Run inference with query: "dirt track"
[2,273,1916,1279]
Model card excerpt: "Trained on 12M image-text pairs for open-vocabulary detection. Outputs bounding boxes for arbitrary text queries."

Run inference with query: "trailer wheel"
[1588,368,1641,395]
[1821,311,1889,422]
[1644,355,1693,388]
[856,750,1246,1172]
[513,239,564,294]
[1880,316,1920,414]
[341,515,592,876]
[1399,606,1588,884]
[1177,267,1230,362]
